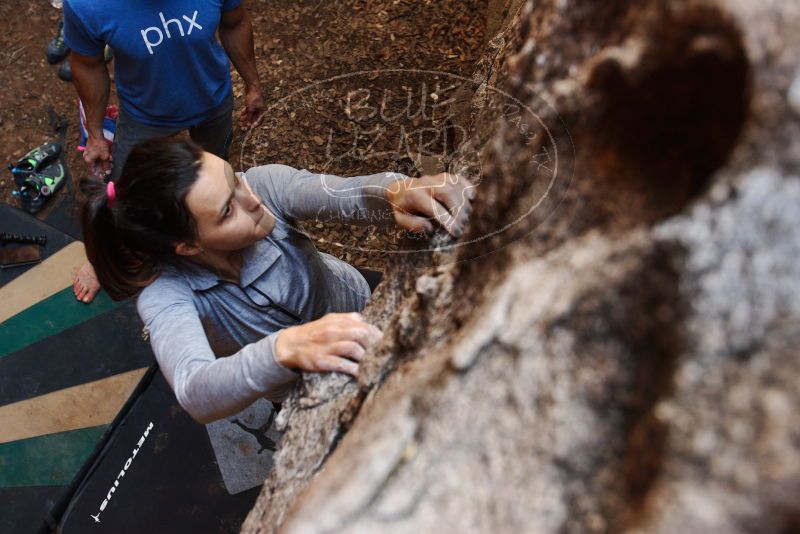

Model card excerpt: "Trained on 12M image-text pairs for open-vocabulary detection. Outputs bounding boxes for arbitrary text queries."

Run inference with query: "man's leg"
[188,91,234,160]
[110,107,181,181]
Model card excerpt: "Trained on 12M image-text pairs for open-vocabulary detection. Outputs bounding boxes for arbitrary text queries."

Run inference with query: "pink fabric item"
[106,181,117,209]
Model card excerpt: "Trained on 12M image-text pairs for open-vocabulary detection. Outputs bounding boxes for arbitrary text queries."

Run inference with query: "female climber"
[80,137,474,423]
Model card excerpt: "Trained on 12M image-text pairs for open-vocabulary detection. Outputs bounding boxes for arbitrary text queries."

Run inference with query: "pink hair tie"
[106,181,117,209]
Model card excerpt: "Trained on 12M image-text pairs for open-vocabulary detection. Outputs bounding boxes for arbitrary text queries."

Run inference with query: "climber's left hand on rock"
[385,172,475,238]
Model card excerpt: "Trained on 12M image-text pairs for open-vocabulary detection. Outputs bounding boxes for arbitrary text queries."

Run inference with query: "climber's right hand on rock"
[273,312,382,376]
[385,172,475,238]
[83,134,112,179]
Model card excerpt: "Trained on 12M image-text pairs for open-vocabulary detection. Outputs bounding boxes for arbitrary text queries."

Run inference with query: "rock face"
[242,1,800,532]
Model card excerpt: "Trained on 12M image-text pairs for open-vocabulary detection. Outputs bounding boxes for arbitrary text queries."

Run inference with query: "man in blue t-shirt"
[64,0,266,303]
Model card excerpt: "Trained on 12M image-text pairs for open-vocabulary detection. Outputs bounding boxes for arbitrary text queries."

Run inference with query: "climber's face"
[181,151,275,253]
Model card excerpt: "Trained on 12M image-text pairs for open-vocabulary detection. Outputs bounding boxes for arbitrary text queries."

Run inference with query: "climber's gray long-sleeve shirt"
[136,164,403,423]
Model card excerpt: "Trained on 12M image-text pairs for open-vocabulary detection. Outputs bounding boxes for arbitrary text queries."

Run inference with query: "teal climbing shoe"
[9,140,63,177]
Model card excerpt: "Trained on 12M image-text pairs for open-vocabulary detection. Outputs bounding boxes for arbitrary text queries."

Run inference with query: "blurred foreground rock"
[242,0,800,532]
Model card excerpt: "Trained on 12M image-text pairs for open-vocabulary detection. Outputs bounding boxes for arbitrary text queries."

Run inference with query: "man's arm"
[71,51,112,176]
[219,3,265,128]
[62,0,111,176]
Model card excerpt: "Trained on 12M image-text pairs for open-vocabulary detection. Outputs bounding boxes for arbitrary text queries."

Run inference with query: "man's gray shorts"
[110,91,234,181]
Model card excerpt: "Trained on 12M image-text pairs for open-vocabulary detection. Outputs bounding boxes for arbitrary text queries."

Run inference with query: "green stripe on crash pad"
[0,425,108,487]
[0,287,119,358]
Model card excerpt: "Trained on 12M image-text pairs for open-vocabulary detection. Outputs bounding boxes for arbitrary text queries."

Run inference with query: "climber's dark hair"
[80,137,204,301]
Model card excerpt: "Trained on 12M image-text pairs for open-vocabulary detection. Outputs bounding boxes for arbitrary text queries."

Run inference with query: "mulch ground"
[0,0,489,272]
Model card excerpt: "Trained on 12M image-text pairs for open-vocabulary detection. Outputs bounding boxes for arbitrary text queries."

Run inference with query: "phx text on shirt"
[141,10,204,55]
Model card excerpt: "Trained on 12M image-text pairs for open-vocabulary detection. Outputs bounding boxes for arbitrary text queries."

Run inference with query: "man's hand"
[386,172,476,238]
[220,4,264,129]
[83,134,112,179]
[239,85,266,129]
[70,50,112,179]
[274,312,382,377]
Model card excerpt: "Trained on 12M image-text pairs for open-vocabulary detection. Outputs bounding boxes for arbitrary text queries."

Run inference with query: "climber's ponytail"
[80,137,204,300]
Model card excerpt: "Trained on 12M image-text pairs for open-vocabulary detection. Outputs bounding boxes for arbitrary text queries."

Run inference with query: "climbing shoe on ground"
[11,159,69,214]
[46,19,70,65]
[58,56,73,82]
[8,140,62,178]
